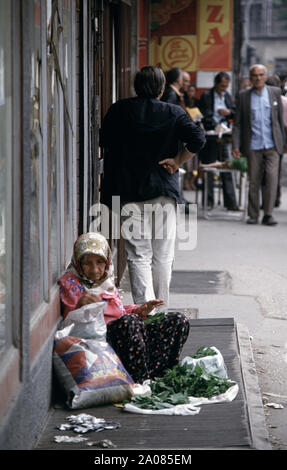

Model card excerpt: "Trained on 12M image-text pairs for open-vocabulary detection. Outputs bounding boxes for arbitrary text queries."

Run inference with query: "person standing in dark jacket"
[161,68,192,210]
[161,67,185,107]
[198,71,238,211]
[101,66,205,310]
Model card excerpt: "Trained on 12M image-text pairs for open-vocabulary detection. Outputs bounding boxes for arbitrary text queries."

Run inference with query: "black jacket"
[161,86,181,105]
[100,97,206,208]
[199,87,235,131]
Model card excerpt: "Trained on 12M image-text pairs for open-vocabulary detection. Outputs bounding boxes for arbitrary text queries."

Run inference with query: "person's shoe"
[262,215,278,226]
[227,206,240,211]
[195,178,203,189]
[184,202,190,214]
[246,217,258,224]
[274,199,281,208]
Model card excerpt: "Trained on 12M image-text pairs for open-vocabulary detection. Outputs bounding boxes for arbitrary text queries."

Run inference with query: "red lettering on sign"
[207,5,223,23]
[204,27,224,45]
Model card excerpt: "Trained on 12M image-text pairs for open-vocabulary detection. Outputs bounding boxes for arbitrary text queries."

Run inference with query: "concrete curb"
[236,322,272,450]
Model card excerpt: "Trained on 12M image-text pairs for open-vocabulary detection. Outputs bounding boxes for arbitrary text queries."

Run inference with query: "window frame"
[29,0,78,362]
[0,0,21,356]
[0,0,22,421]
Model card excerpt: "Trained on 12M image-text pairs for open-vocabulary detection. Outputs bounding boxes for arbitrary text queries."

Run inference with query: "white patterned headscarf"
[69,232,115,292]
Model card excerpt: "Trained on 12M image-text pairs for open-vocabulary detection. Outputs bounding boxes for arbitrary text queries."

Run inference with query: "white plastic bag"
[55,324,75,340]
[123,347,238,415]
[60,302,107,341]
[181,346,228,378]
[187,383,239,407]
[123,403,201,416]
[123,382,239,415]
[131,381,152,398]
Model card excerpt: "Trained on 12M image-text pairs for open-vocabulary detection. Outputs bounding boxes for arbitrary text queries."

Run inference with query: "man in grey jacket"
[232,64,286,225]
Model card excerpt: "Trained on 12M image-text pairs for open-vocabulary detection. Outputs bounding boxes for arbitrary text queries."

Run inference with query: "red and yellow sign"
[197,0,233,70]
[150,35,197,72]
[151,0,193,27]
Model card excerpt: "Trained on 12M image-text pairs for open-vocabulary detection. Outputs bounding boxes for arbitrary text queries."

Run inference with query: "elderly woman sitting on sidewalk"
[58,232,190,384]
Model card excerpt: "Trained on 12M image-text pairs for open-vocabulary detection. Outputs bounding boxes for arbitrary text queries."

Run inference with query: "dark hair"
[214,71,230,84]
[266,75,280,87]
[165,67,182,85]
[134,66,166,98]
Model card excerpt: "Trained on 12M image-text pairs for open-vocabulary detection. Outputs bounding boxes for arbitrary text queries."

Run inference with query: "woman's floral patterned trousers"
[106,312,190,383]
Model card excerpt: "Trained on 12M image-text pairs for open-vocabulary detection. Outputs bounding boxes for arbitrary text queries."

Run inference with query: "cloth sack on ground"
[60,301,107,341]
[181,346,228,378]
[53,334,134,409]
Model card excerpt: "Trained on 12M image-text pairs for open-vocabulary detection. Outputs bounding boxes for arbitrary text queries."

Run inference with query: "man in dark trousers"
[232,64,286,225]
[198,71,238,211]
[100,66,205,310]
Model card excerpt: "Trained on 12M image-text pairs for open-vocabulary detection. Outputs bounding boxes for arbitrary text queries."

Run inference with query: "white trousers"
[121,196,177,310]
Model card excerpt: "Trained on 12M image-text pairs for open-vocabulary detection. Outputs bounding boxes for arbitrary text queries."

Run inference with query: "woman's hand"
[76,293,101,308]
[134,299,165,321]
[159,148,195,174]
[158,158,179,174]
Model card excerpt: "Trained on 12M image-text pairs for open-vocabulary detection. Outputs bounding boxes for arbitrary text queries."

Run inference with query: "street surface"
[121,156,287,449]
[173,157,287,449]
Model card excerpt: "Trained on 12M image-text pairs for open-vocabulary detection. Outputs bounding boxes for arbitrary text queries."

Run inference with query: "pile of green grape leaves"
[127,346,236,410]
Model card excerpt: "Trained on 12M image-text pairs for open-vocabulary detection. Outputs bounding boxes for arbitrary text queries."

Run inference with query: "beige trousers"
[247,147,279,219]
[121,196,177,310]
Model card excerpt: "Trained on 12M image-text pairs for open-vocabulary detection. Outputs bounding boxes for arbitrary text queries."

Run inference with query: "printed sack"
[60,302,107,341]
[53,335,134,409]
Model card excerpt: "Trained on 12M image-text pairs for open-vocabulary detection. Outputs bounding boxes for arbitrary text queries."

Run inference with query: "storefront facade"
[0,0,145,449]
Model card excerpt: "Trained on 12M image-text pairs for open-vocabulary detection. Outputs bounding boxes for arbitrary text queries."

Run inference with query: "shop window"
[47,2,62,285]
[62,0,77,265]
[275,58,287,76]
[29,0,77,303]
[249,3,264,37]
[272,2,287,36]
[30,0,44,311]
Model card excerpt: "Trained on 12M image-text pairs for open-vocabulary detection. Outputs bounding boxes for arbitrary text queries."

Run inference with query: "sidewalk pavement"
[35,163,287,451]
[120,166,287,450]
[120,188,287,340]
